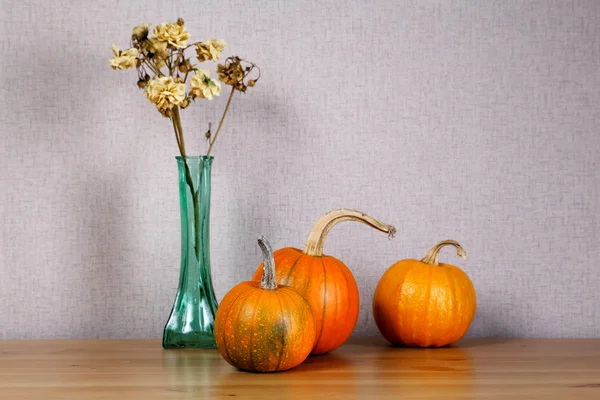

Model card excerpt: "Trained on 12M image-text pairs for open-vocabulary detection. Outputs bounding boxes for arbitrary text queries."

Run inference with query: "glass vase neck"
[175,155,214,161]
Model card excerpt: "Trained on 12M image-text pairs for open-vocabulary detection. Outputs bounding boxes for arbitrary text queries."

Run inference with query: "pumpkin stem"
[421,240,467,266]
[303,208,396,257]
[258,236,278,290]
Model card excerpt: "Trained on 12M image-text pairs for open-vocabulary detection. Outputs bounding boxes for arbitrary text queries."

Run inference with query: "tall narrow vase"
[163,156,218,349]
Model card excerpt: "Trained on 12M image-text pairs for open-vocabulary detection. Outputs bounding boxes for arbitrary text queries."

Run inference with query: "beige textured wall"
[1,0,599,339]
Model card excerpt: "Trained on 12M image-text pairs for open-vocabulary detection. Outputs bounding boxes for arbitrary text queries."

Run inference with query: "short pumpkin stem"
[421,240,467,266]
[258,236,278,290]
[303,208,396,257]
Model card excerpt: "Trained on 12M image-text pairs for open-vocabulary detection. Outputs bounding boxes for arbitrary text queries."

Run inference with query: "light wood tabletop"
[0,338,599,399]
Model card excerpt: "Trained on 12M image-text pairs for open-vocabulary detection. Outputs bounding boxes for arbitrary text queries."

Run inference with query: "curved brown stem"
[258,236,277,290]
[421,240,466,266]
[303,209,396,257]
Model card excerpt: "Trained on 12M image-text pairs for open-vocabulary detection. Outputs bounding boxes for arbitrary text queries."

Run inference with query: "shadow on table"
[161,349,223,396]
[159,340,480,399]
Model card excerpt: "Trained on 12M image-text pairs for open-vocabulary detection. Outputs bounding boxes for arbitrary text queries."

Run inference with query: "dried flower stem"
[206,86,235,156]
[170,107,203,259]
[143,59,162,77]
[173,107,186,154]
[171,116,183,152]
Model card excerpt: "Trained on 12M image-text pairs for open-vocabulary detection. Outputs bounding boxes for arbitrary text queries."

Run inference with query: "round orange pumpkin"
[373,240,476,347]
[215,236,315,372]
[253,209,396,355]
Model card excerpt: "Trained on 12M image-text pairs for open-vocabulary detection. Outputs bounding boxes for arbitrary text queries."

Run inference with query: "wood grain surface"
[0,338,599,399]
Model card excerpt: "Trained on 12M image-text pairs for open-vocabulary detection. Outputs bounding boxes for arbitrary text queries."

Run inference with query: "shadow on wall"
[17,45,134,338]
[352,259,382,336]
[467,301,522,338]
[217,90,317,284]
[77,172,134,338]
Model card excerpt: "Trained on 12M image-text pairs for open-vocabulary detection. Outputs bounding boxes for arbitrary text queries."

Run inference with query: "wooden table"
[0,338,599,399]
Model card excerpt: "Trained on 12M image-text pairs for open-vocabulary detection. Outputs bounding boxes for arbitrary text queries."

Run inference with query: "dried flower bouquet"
[109,17,259,157]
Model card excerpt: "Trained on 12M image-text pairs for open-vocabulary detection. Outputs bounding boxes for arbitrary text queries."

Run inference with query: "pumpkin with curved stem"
[252,209,396,355]
[214,236,315,372]
[373,240,476,347]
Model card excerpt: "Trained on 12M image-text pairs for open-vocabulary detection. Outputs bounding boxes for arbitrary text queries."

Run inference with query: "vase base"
[162,330,217,349]
[162,342,217,349]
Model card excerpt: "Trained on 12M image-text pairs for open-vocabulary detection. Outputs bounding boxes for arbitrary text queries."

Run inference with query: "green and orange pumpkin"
[215,236,315,372]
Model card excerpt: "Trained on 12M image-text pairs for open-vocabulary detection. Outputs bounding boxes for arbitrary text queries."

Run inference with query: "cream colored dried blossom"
[138,38,168,68]
[140,37,167,57]
[208,39,226,56]
[190,69,221,100]
[109,44,139,70]
[144,76,186,113]
[195,39,227,62]
[149,38,168,67]
[132,23,150,41]
[152,22,189,49]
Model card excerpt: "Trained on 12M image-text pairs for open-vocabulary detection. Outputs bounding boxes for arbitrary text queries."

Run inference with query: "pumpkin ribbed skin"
[215,281,315,372]
[373,258,476,347]
[253,247,360,355]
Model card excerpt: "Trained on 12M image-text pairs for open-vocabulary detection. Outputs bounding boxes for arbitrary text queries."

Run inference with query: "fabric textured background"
[1,0,599,339]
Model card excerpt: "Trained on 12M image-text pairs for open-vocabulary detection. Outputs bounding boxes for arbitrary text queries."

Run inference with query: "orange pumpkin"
[215,236,315,372]
[373,240,476,347]
[253,209,396,354]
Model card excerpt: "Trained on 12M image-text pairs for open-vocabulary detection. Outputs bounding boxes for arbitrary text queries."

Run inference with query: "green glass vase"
[163,156,218,349]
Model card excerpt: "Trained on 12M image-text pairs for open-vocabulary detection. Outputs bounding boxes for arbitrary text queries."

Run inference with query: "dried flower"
[141,37,167,57]
[109,44,139,70]
[144,76,186,114]
[195,39,227,62]
[190,69,221,100]
[195,43,212,62]
[209,39,226,53]
[132,23,150,41]
[152,21,190,49]
[217,60,244,86]
[138,38,168,69]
